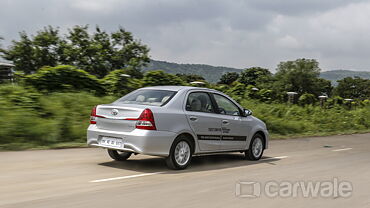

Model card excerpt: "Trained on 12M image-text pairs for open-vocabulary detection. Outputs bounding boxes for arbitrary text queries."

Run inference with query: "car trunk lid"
[95,104,147,132]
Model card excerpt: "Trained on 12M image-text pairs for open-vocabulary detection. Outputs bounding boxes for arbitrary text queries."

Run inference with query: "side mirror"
[244,109,253,117]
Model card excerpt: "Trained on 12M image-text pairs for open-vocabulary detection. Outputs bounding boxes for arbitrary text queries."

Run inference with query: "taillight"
[135,109,156,130]
[90,106,97,124]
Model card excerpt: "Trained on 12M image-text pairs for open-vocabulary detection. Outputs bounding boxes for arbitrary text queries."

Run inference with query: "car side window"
[213,94,241,116]
[186,92,214,113]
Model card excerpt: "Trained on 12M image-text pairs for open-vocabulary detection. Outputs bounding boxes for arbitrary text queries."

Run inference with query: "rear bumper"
[87,125,177,157]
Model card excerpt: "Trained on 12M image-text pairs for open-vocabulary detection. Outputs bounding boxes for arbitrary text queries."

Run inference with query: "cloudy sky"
[1,0,370,71]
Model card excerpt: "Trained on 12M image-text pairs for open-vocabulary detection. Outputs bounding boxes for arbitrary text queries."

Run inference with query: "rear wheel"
[166,136,193,170]
[245,133,264,160]
[107,149,132,161]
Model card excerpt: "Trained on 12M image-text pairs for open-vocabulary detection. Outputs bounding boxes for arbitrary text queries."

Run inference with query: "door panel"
[212,93,249,150]
[219,115,249,150]
[186,112,222,151]
[185,92,221,151]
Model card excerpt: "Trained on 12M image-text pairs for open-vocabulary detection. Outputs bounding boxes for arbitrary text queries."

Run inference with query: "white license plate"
[100,137,123,148]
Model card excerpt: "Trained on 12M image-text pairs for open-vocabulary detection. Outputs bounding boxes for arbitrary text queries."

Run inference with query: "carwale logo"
[236,177,353,198]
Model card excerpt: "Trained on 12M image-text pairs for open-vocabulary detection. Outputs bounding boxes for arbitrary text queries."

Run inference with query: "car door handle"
[189,116,198,121]
[222,120,229,124]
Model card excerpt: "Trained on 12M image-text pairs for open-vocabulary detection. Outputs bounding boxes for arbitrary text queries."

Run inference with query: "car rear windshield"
[115,89,176,106]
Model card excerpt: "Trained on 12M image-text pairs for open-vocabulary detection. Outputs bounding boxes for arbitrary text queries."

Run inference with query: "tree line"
[1,25,369,106]
[218,60,370,104]
[0,25,149,78]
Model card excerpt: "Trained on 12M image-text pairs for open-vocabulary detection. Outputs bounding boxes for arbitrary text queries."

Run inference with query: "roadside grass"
[0,142,87,151]
[240,99,370,138]
[2,130,370,151]
[0,85,369,151]
[270,129,370,140]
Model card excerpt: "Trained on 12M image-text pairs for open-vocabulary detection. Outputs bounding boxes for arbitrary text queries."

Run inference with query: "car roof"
[141,85,210,92]
[138,85,243,109]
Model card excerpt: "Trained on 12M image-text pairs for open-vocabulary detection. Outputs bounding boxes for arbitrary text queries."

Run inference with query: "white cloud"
[69,0,127,13]
[264,1,370,70]
[275,35,302,49]
[1,0,370,71]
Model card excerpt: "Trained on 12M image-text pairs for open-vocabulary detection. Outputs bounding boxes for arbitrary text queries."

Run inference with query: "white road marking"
[90,172,165,183]
[273,156,289,159]
[332,148,353,152]
[262,155,289,160]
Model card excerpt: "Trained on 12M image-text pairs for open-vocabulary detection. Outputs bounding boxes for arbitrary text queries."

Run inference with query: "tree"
[226,81,246,99]
[142,70,185,86]
[176,73,205,83]
[102,69,142,96]
[239,67,272,87]
[1,27,63,74]
[219,72,239,85]
[112,66,143,79]
[32,26,61,69]
[257,89,274,102]
[298,93,316,106]
[1,25,150,78]
[274,58,332,96]
[334,77,370,99]
[1,32,38,74]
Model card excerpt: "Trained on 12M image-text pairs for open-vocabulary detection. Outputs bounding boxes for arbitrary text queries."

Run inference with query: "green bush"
[362,99,370,106]
[298,93,316,106]
[23,65,106,95]
[102,69,142,96]
[0,84,369,150]
[0,85,116,149]
[142,70,185,86]
[0,84,41,108]
[226,81,246,100]
[257,89,273,102]
[37,92,116,143]
[240,99,370,137]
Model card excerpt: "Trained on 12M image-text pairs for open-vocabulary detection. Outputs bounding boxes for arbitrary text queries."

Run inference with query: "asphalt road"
[1,133,370,208]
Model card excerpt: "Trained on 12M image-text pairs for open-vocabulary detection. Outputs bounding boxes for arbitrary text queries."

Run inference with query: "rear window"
[115,89,176,106]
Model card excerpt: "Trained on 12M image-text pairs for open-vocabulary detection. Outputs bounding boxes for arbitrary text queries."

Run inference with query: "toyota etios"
[87,86,269,169]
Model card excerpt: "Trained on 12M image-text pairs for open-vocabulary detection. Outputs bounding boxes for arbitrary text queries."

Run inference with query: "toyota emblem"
[111,109,119,116]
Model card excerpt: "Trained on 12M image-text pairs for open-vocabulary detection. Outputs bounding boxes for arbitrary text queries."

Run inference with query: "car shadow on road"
[98,153,282,173]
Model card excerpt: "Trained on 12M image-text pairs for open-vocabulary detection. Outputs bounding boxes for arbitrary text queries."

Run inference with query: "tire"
[245,133,264,161]
[107,149,132,161]
[166,135,193,170]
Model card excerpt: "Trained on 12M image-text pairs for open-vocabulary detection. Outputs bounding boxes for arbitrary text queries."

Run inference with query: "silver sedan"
[87,86,269,169]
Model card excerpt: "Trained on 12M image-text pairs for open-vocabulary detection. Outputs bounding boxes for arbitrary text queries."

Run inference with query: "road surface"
[1,133,370,208]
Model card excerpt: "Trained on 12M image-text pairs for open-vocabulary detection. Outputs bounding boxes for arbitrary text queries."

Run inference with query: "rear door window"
[186,92,214,113]
[115,90,176,106]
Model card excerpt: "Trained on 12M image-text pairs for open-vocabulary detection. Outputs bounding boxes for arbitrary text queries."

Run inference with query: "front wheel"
[107,149,132,161]
[166,137,193,170]
[245,133,264,160]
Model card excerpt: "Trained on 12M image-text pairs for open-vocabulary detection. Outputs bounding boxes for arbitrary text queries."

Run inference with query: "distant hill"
[142,60,242,83]
[143,60,370,84]
[320,70,370,85]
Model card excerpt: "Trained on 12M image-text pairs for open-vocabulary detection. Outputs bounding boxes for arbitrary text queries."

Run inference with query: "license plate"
[100,137,123,148]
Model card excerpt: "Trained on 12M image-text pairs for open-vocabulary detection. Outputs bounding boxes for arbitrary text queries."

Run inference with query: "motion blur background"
[0,0,370,150]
